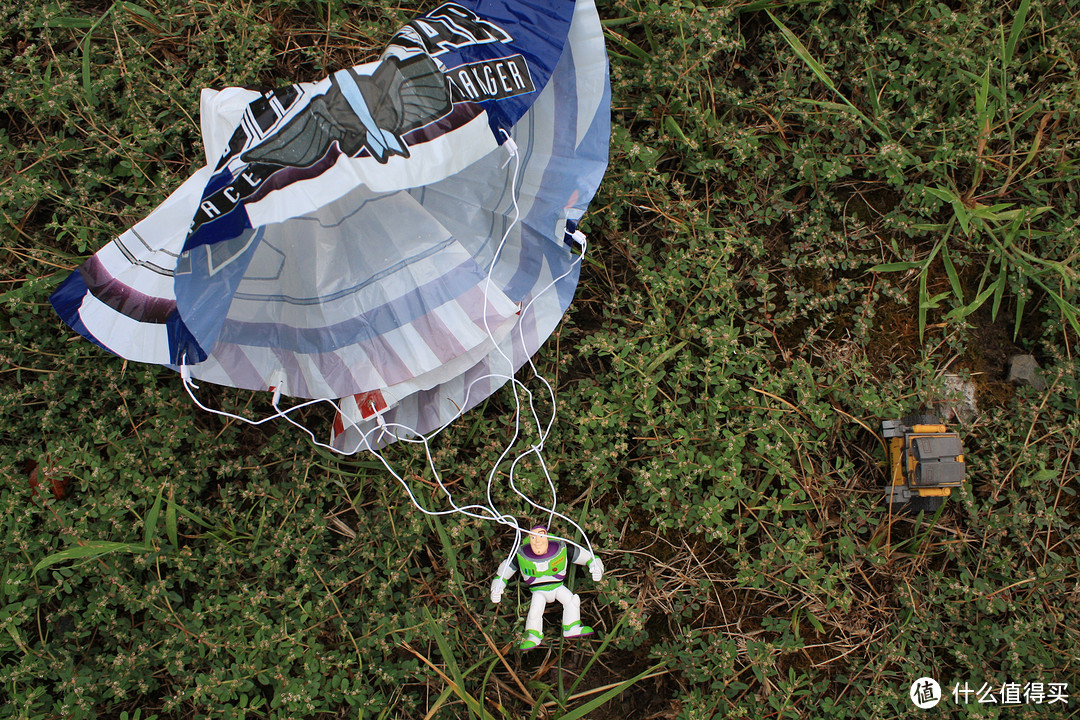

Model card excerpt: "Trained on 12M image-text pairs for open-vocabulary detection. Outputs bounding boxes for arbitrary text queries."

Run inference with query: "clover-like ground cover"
[1,0,1077,718]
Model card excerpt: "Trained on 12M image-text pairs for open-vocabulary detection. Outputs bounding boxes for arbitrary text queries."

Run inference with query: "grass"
[2,0,1080,718]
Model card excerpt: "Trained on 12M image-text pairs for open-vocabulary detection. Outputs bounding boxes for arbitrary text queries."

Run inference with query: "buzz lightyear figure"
[490,525,604,650]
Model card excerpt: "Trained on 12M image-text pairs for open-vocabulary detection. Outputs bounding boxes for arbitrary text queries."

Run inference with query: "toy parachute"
[51,0,610,452]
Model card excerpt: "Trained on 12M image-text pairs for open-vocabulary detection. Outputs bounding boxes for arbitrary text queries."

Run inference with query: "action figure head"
[528,525,549,555]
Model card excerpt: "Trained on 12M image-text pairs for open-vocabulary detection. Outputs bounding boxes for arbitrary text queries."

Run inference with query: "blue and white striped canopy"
[51,0,610,450]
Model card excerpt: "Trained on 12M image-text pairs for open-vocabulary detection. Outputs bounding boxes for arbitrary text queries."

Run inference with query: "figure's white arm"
[490,559,516,603]
[571,546,603,581]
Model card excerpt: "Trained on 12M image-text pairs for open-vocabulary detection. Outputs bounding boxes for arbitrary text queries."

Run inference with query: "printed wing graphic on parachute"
[50,0,610,452]
[242,55,453,166]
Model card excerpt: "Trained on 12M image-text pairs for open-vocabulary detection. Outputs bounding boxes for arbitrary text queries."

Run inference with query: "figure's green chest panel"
[517,544,568,587]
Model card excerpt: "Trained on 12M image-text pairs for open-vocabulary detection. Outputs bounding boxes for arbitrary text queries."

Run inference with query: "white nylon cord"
[177,128,597,562]
[476,129,593,563]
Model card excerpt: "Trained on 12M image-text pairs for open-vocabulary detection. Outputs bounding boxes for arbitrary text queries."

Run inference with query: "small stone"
[1007,354,1046,391]
[940,374,978,423]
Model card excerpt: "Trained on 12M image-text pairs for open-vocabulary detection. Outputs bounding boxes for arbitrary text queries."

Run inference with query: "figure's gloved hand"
[490,577,506,603]
[588,557,604,581]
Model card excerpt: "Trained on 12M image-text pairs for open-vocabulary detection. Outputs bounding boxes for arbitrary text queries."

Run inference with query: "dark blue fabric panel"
[167,312,208,365]
[183,207,253,254]
[174,229,264,356]
[427,0,576,134]
[48,272,112,356]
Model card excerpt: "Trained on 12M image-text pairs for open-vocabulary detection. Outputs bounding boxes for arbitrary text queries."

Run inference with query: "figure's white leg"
[556,587,579,626]
[556,587,593,638]
[526,591,549,635]
[520,590,549,650]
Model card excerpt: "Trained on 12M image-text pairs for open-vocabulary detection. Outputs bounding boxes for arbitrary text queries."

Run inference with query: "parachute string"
[480,129,592,562]
[482,130,543,548]
[344,127,594,558]
[179,323,594,559]
[356,127,593,560]
[176,127,595,560]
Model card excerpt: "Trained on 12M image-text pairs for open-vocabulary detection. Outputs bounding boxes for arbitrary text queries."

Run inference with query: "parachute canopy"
[51,0,610,451]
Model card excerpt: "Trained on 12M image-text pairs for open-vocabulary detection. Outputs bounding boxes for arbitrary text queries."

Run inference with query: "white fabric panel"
[200,87,261,165]
[570,0,607,144]
[93,240,176,297]
[78,293,172,364]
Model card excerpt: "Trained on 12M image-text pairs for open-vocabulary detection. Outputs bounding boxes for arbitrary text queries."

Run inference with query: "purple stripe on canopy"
[310,347,361,396]
[271,347,311,398]
[462,357,492,414]
[458,285,515,332]
[412,385,443,432]
[410,308,468,364]
[358,332,410,386]
[211,343,265,389]
[79,255,176,323]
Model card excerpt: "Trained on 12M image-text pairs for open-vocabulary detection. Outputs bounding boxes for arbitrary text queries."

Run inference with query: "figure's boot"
[521,593,547,650]
[519,629,544,650]
[561,593,593,638]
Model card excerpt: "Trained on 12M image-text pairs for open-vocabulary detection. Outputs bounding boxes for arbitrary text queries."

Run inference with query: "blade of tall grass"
[990,257,1008,322]
[1004,0,1032,64]
[1013,278,1028,339]
[33,541,153,575]
[766,10,889,141]
[739,0,827,11]
[467,609,536,705]
[427,513,461,591]
[568,614,628,697]
[603,29,649,66]
[143,486,163,546]
[56,1,163,105]
[941,245,963,303]
[870,261,922,272]
[546,663,669,720]
[410,609,498,720]
[165,486,178,548]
